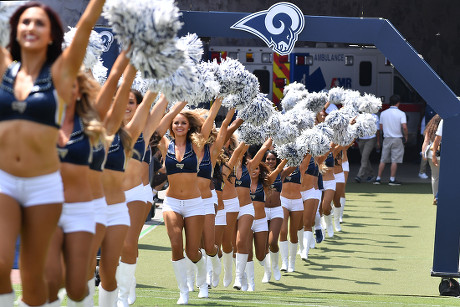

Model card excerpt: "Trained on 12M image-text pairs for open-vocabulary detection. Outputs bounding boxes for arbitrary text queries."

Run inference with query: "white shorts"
[93,197,108,226]
[252,217,268,233]
[342,160,349,172]
[312,189,322,200]
[300,188,315,201]
[203,197,216,215]
[215,208,227,226]
[0,169,64,207]
[106,202,130,227]
[125,184,146,203]
[334,172,345,183]
[58,201,96,234]
[211,189,218,205]
[265,206,283,220]
[223,197,239,213]
[143,184,154,203]
[322,179,336,191]
[237,203,255,219]
[280,196,304,212]
[163,196,205,218]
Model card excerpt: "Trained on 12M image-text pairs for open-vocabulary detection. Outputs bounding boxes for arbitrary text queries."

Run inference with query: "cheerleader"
[0,1,105,305]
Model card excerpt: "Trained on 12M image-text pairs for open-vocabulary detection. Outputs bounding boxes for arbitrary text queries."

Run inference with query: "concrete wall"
[40,0,460,95]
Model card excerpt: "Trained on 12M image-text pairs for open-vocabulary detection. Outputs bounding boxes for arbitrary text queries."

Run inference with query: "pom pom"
[341,89,361,110]
[283,82,306,97]
[103,0,184,80]
[328,87,349,105]
[285,108,316,131]
[91,60,108,85]
[0,2,20,48]
[63,27,105,70]
[132,72,151,95]
[354,113,378,138]
[324,109,350,130]
[314,123,334,140]
[358,93,382,114]
[237,123,266,145]
[281,90,308,112]
[271,121,298,146]
[298,128,331,157]
[264,112,282,137]
[305,92,328,114]
[176,33,203,64]
[331,125,356,146]
[237,93,275,126]
[187,61,221,105]
[339,105,359,121]
[275,142,307,167]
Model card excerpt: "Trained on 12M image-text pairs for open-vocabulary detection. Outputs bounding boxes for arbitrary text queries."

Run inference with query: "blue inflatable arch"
[179,10,460,277]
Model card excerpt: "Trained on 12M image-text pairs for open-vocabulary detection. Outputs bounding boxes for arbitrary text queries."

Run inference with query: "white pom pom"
[238,93,275,126]
[187,61,221,105]
[331,125,356,146]
[324,109,350,130]
[285,108,316,131]
[305,92,328,113]
[103,0,184,80]
[63,27,105,70]
[341,89,361,110]
[327,87,349,105]
[91,59,108,85]
[0,2,20,48]
[314,123,334,140]
[275,142,307,167]
[298,128,331,157]
[264,112,282,137]
[272,121,298,146]
[132,72,151,95]
[281,90,308,112]
[237,123,266,145]
[176,33,203,64]
[283,82,306,97]
[354,113,378,138]
[358,93,382,114]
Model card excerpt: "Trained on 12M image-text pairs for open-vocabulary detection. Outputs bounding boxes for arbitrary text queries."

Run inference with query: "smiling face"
[251,165,260,179]
[171,113,190,138]
[265,152,277,170]
[16,7,52,52]
[124,92,138,122]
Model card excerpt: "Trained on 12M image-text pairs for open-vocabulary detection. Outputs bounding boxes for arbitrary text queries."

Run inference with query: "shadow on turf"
[138,243,170,251]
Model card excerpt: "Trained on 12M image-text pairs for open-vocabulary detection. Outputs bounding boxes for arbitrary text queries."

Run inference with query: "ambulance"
[209,44,424,146]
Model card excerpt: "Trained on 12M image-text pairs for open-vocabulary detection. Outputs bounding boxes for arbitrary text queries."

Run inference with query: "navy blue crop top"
[197,144,213,180]
[104,133,127,172]
[132,133,145,162]
[165,140,198,175]
[305,157,319,177]
[270,174,282,192]
[284,167,301,184]
[89,141,106,172]
[57,115,91,166]
[250,181,265,202]
[143,146,151,164]
[235,165,250,188]
[325,152,334,168]
[0,62,65,128]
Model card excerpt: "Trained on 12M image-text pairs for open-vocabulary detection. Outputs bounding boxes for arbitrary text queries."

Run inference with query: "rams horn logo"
[231,2,304,55]
[99,30,114,52]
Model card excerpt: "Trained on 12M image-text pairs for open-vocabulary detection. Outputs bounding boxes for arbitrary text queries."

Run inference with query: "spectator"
[417,103,436,179]
[430,118,443,205]
[374,95,408,185]
[355,113,379,183]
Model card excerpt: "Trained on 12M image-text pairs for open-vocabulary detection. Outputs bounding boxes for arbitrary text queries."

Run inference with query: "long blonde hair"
[169,110,207,148]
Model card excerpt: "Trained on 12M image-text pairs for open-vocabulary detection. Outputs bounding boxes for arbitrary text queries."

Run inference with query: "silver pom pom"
[328,87,348,105]
[103,0,184,80]
[63,27,105,70]
[0,2,20,48]
[341,89,362,111]
[283,82,306,97]
[281,89,308,112]
[275,142,307,167]
[264,112,282,137]
[314,123,334,140]
[132,72,151,95]
[331,125,356,146]
[237,123,266,145]
[91,60,108,85]
[358,93,382,114]
[272,121,298,146]
[238,93,275,126]
[354,113,378,138]
[176,33,203,64]
[187,61,221,105]
[285,108,316,131]
[324,109,350,130]
[305,92,328,114]
[299,128,331,157]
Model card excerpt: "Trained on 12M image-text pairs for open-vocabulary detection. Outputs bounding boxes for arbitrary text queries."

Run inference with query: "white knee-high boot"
[333,206,342,232]
[67,293,92,307]
[261,254,271,283]
[296,229,304,255]
[99,285,118,307]
[116,262,136,307]
[47,300,61,307]
[288,242,298,272]
[340,197,346,222]
[209,253,221,288]
[233,253,248,290]
[300,231,313,260]
[206,254,212,287]
[87,277,95,307]
[222,251,233,288]
[195,254,208,298]
[184,255,196,292]
[322,214,334,238]
[270,251,281,281]
[127,258,138,305]
[0,292,14,306]
[279,241,289,271]
[172,258,189,305]
[246,261,255,291]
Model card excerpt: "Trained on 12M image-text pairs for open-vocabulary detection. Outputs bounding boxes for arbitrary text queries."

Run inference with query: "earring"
[48,41,53,45]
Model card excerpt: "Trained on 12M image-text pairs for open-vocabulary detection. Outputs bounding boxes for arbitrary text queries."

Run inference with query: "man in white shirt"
[374,95,408,185]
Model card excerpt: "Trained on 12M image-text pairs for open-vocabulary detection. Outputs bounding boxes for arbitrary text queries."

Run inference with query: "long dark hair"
[424,114,442,143]
[9,2,64,64]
